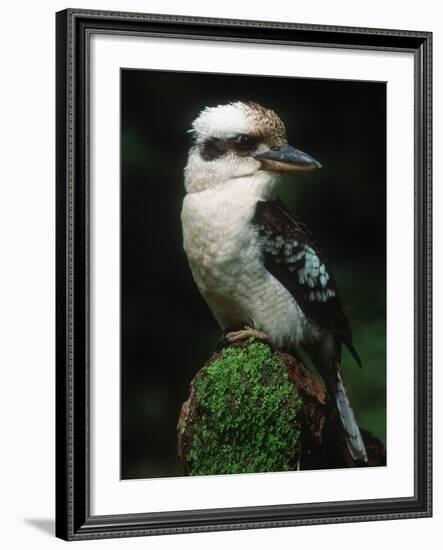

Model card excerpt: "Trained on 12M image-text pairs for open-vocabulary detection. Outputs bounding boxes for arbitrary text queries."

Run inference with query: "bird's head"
[184,101,321,194]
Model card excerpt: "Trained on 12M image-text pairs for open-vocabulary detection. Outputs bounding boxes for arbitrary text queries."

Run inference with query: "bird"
[181,100,367,463]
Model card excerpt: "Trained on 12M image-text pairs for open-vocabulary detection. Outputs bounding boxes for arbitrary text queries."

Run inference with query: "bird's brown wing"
[253,198,360,365]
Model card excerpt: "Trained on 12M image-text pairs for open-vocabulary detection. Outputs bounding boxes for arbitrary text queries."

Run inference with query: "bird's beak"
[254,145,322,174]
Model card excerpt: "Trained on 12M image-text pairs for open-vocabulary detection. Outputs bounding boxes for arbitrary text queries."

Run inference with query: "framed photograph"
[56,8,432,540]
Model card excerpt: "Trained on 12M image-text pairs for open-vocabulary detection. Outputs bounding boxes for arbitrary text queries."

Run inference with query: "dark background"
[121,69,386,479]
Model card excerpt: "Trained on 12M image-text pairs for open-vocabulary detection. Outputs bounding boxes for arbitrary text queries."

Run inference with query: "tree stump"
[177,337,385,476]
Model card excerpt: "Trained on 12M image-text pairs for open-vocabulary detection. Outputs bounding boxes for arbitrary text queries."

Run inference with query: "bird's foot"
[224,326,269,344]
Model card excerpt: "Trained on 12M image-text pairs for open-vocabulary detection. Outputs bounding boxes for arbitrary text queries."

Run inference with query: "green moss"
[187,340,302,476]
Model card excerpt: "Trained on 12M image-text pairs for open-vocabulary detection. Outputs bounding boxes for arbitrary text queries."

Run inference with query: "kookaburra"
[181,101,367,463]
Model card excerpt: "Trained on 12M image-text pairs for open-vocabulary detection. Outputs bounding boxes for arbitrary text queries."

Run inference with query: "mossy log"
[177,337,386,475]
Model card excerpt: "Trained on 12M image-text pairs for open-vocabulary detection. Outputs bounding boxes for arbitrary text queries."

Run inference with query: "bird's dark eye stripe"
[200,137,227,161]
[200,134,260,161]
[229,134,259,149]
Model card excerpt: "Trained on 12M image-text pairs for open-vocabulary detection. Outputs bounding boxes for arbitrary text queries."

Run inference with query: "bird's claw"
[224,327,269,344]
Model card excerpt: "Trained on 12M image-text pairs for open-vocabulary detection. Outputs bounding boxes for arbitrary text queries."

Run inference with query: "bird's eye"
[232,134,258,151]
[236,134,253,146]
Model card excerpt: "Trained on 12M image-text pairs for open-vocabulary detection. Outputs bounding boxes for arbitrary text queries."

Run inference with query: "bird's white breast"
[181,179,315,348]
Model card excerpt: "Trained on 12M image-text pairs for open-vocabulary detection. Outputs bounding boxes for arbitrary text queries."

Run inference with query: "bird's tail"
[332,372,368,462]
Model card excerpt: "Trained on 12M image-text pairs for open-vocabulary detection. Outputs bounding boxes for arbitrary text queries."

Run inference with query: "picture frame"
[55,8,432,540]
